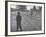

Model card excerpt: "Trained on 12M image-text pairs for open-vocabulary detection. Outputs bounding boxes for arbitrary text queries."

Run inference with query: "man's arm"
[20,16,22,21]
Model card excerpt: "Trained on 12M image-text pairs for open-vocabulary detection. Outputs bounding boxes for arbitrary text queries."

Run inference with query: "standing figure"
[31,11,33,16]
[16,12,22,31]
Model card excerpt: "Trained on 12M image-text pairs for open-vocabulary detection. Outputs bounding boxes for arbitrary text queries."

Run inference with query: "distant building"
[11,5,30,16]
[30,6,36,16]
[31,6,42,16]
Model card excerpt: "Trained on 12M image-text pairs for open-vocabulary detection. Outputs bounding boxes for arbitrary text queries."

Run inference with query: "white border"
[8,2,44,35]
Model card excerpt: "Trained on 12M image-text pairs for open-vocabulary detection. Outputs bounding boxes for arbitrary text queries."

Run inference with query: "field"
[11,11,41,32]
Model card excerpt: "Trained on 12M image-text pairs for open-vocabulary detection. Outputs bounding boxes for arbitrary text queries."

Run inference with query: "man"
[16,12,22,31]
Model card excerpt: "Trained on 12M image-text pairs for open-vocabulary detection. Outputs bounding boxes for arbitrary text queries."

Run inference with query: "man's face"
[18,12,20,15]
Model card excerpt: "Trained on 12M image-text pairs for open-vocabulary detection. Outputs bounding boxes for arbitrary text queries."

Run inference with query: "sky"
[10,4,41,10]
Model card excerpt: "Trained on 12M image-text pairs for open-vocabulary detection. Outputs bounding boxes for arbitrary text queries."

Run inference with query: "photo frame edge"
[5,1,45,36]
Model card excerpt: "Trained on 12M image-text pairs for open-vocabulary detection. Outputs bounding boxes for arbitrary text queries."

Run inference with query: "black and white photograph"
[5,1,45,36]
[10,4,42,32]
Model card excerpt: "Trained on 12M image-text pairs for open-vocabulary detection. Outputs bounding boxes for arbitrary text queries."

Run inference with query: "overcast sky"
[10,4,41,10]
